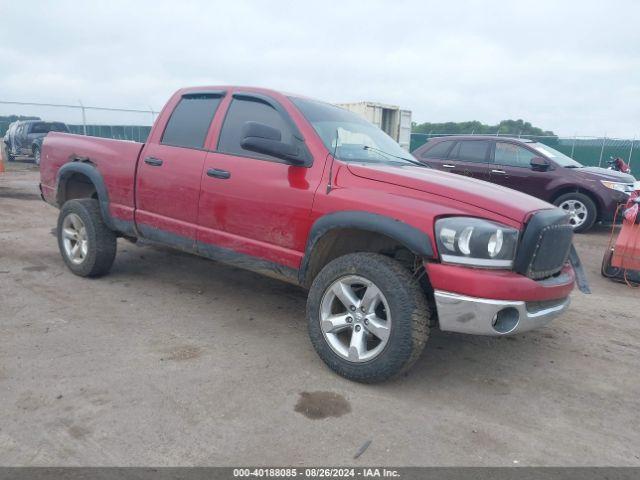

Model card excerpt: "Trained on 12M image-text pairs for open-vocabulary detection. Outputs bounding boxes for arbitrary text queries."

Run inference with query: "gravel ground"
[1,159,639,466]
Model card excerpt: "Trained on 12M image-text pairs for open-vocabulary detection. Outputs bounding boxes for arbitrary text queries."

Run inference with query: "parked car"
[3,120,69,165]
[413,136,636,232]
[40,87,580,383]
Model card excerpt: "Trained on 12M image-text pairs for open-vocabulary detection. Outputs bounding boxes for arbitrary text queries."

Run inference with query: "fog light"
[492,307,520,334]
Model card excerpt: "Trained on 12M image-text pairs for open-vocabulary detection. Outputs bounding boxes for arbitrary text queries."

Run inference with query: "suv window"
[31,122,68,134]
[494,142,537,168]
[218,97,292,161]
[421,140,454,158]
[451,140,490,163]
[161,94,222,149]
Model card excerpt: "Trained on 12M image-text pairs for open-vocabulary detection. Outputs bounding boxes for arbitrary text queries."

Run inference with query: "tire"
[307,252,430,383]
[33,145,41,166]
[554,192,597,233]
[3,143,14,162]
[57,199,117,277]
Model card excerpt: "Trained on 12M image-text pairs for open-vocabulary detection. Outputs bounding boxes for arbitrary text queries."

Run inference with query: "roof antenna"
[326,128,339,194]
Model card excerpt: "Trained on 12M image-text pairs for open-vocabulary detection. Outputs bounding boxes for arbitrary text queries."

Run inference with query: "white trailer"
[336,101,412,151]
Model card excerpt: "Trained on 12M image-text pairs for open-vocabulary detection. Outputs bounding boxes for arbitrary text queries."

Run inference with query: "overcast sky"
[1,0,639,137]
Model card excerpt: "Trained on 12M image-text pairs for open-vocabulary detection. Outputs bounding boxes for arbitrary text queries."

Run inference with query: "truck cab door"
[134,93,224,248]
[197,93,321,272]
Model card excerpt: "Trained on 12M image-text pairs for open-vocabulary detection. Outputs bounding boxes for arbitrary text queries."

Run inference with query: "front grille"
[514,209,573,280]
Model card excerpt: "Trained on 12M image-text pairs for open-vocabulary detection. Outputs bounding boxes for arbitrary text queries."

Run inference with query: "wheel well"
[551,187,602,220]
[59,172,98,204]
[302,228,435,309]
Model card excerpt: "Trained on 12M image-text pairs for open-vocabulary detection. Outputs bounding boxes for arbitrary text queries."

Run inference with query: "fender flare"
[55,161,116,231]
[298,210,434,285]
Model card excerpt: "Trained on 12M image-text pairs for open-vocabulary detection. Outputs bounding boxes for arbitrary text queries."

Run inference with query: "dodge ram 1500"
[40,86,579,382]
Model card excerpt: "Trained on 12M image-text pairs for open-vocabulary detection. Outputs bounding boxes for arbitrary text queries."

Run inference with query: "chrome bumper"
[434,290,570,336]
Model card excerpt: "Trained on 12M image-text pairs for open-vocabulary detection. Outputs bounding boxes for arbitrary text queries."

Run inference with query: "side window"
[161,94,222,149]
[494,142,537,168]
[421,140,454,158]
[455,141,490,163]
[217,98,292,161]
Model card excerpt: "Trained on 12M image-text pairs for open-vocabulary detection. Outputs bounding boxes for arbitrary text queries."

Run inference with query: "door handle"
[144,157,163,166]
[442,164,456,168]
[491,169,506,174]
[207,168,231,179]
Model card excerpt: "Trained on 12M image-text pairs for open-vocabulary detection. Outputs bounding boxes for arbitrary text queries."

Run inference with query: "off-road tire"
[554,192,597,233]
[307,252,430,383]
[57,199,117,277]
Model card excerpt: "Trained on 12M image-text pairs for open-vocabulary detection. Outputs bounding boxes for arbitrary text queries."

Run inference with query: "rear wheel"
[57,199,117,277]
[33,145,41,165]
[3,143,14,162]
[307,253,430,383]
[554,192,597,233]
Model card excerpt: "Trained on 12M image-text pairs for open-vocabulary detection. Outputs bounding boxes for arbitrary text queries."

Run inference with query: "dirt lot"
[1,159,639,466]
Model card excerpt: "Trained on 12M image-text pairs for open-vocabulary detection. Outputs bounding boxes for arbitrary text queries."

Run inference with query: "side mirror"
[240,121,306,165]
[530,157,550,171]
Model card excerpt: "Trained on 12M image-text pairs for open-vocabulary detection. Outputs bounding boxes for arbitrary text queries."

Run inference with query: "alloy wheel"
[559,199,588,228]
[319,275,391,363]
[61,213,89,264]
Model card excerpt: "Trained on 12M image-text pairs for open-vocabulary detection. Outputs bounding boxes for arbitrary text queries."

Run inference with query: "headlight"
[601,180,632,194]
[435,217,519,268]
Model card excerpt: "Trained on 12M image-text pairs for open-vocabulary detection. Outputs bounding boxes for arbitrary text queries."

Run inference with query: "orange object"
[611,190,640,272]
[0,156,4,173]
[611,222,640,271]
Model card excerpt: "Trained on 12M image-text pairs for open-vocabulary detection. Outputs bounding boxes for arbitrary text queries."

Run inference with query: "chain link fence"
[1,100,637,169]
[0,100,157,143]
[410,133,637,168]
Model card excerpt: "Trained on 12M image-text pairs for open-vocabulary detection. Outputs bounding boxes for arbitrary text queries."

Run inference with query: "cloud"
[0,0,639,136]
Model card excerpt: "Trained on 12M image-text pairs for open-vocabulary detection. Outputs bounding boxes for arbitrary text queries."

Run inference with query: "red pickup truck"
[40,86,579,383]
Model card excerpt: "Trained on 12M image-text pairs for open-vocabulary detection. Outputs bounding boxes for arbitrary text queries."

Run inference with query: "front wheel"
[307,253,430,383]
[57,199,117,277]
[554,192,597,233]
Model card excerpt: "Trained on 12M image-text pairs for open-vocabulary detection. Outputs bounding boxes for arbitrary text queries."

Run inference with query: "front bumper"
[434,290,570,336]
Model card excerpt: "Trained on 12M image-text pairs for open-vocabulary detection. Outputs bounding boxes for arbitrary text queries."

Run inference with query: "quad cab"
[40,86,583,382]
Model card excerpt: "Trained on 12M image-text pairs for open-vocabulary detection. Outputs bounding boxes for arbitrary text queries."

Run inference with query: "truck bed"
[40,132,145,224]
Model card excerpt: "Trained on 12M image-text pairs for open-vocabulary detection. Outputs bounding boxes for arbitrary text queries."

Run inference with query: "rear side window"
[452,140,490,163]
[217,98,292,161]
[420,140,454,158]
[161,94,222,149]
[494,142,538,168]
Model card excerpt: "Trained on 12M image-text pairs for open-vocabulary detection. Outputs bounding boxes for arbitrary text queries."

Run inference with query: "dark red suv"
[413,136,636,232]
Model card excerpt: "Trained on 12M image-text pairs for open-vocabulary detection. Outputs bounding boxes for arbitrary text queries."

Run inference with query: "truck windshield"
[531,143,583,168]
[291,97,417,166]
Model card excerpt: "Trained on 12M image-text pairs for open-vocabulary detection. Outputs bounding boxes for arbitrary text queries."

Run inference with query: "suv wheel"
[307,252,430,383]
[554,192,597,233]
[57,199,117,277]
[33,145,41,165]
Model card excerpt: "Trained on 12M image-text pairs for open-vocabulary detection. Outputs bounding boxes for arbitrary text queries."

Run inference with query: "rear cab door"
[134,91,225,247]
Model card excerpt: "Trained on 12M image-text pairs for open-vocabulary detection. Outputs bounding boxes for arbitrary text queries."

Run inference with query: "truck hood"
[570,166,636,183]
[347,163,554,223]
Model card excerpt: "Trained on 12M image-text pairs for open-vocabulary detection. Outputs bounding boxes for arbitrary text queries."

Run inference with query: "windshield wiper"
[363,146,428,168]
